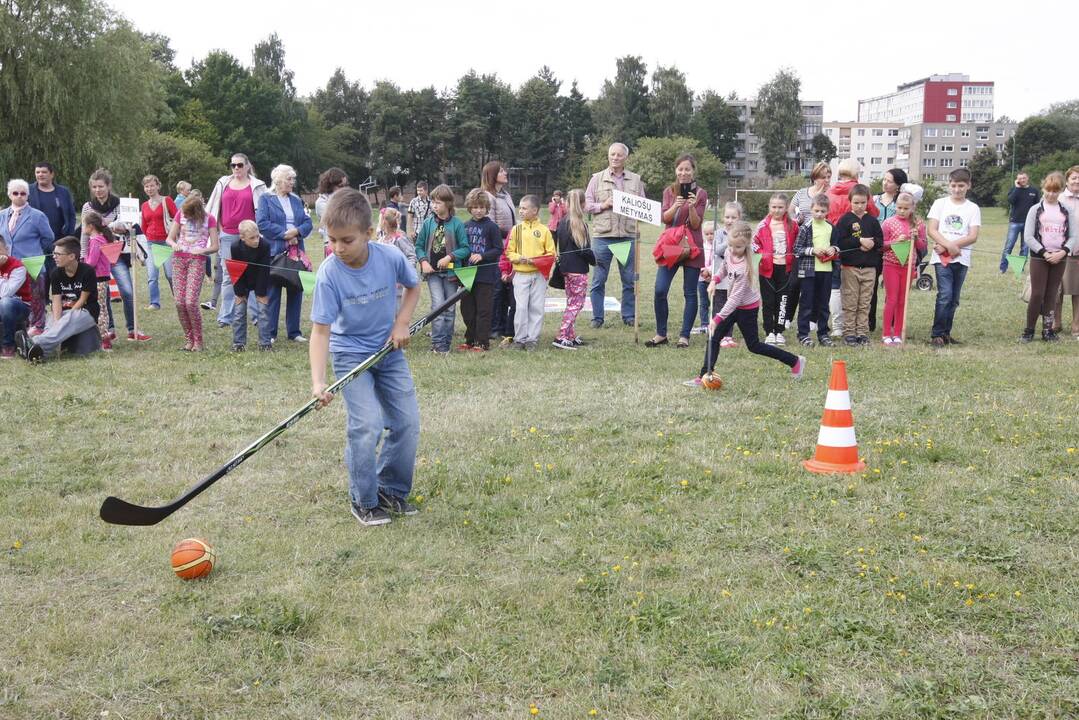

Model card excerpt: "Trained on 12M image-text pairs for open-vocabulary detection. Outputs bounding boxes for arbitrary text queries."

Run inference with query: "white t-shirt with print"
[927,197,981,267]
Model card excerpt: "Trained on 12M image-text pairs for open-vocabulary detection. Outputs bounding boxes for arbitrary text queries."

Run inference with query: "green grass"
[3,207,1078,718]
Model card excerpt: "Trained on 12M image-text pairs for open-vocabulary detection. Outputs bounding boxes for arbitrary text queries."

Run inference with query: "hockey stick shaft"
[99,288,467,526]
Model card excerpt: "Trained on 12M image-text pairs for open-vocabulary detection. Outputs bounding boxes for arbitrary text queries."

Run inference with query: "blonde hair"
[238,219,259,238]
[724,201,744,218]
[728,221,757,290]
[837,158,861,180]
[702,220,716,234]
[381,206,401,233]
[176,180,192,194]
[566,189,590,249]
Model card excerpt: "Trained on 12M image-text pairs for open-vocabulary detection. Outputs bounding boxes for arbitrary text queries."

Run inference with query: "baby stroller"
[914,249,933,291]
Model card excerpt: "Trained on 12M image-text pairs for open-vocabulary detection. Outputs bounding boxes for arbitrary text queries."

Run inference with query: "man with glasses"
[14,236,100,362]
[1,181,56,326]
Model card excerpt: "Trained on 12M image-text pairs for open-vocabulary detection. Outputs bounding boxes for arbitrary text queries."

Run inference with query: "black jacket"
[834,212,883,268]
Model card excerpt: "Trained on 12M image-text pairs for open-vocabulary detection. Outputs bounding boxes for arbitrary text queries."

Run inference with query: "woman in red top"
[140,175,178,310]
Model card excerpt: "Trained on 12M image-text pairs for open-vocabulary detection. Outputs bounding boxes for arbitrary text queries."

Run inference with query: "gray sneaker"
[351,500,392,526]
[378,490,418,516]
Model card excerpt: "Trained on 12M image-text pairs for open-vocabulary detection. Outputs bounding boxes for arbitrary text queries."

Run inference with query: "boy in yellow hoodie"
[507,195,555,350]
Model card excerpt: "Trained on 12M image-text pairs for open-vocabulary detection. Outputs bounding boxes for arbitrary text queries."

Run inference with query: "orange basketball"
[701,372,723,391]
[171,538,215,580]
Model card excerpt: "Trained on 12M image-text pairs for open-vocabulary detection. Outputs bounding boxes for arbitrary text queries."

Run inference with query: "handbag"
[548,261,566,290]
[270,249,305,290]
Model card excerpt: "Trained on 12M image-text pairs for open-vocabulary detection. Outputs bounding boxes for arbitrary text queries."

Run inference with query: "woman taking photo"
[80,168,150,342]
[647,154,707,348]
[205,153,268,325]
[256,164,313,344]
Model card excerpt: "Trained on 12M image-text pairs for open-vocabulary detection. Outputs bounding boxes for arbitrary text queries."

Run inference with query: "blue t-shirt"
[310,243,419,355]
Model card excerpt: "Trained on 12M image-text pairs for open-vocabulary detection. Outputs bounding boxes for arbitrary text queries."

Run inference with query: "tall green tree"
[649,65,693,138]
[252,33,296,99]
[447,71,515,187]
[511,67,562,196]
[755,69,802,177]
[631,136,725,200]
[689,91,741,162]
[312,68,371,182]
[966,147,1005,206]
[1005,115,1078,168]
[367,81,410,187]
[405,87,449,185]
[810,133,837,163]
[592,56,652,148]
[556,80,596,189]
[0,0,162,192]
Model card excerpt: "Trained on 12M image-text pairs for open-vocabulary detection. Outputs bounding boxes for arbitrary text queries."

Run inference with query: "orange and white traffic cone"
[802,360,866,474]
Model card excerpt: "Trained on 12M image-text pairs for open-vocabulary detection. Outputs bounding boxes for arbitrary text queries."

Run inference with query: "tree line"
[2,1,1078,206]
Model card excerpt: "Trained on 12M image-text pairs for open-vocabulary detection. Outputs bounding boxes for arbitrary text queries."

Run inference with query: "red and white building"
[858,74,994,126]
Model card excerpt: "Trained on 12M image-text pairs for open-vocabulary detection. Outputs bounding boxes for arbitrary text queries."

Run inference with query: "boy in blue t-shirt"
[310,189,421,527]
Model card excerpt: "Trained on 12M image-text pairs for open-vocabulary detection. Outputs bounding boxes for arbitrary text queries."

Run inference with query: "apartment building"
[822,121,903,182]
[897,121,1016,183]
[858,74,994,125]
[725,99,824,186]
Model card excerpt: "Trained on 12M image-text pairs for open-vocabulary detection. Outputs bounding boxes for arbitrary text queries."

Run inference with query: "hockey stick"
[99,288,467,526]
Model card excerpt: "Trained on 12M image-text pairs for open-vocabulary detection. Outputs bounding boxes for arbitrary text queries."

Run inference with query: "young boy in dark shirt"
[230,220,272,352]
[15,236,99,362]
[834,185,883,346]
[459,188,505,351]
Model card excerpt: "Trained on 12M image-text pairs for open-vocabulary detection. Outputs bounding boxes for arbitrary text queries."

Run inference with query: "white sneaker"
[290,335,307,343]
[765,333,776,344]
[774,333,786,346]
[882,336,895,346]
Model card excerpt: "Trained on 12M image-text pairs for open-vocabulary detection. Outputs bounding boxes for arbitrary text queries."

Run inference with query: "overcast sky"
[112,0,1075,122]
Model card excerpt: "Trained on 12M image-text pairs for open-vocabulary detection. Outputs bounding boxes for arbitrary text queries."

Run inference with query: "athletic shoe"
[930,337,946,348]
[765,333,776,344]
[590,319,603,329]
[351,500,392,526]
[524,342,538,352]
[844,335,860,347]
[106,330,117,342]
[682,377,703,387]
[101,337,113,351]
[14,330,31,360]
[791,355,806,380]
[258,343,274,352]
[774,333,786,346]
[27,326,43,338]
[1043,327,1060,342]
[217,322,229,329]
[943,334,962,346]
[690,325,706,335]
[623,318,635,326]
[799,336,815,347]
[127,331,152,342]
[572,337,585,347]
[818,335,835,347]
[552,338,577,350]
[0,346,14,359]
[147,304,160,311]
[200,301,215,311]
[470,345,488,352]
[882,336,895,346]
[431,348,449,355]
[290,335,308,343]
[856,335,870,346]
[378,490,418,516]
[499,336,515,348]
[891,337,904,346]
[720,337,737,348]
[232,343,245,352]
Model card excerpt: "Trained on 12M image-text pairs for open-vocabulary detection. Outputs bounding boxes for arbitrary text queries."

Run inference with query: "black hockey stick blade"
[99,289,466,526]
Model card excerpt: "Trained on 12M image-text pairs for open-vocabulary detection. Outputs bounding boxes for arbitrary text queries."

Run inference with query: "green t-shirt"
[812,219,833,273]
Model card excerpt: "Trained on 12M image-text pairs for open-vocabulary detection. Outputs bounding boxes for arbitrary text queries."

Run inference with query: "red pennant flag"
[531,254,555,280]
[100,242,123,265]
[938,251,952,267]
[225,259,248,285]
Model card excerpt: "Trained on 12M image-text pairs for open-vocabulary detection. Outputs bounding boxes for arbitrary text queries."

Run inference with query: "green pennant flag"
[1007,254,1027,279]
[298,270,316,295]
[150,243,173,268]
[452,265,477,291]
[891,240,911,266]
[609,241,632,266]
[21,255,46,280]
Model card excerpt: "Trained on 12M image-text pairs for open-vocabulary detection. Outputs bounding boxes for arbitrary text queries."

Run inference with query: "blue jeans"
[427,274,457,351]
[0,297,30,347]
[146,241,173,307]
[1000,222,1028,272]
[232,295,272,347]
[931,263,968,338]
[590,236,636,324]
[697,280,710,326]
[216,233,240,324]
[332,349,419,510]
[105,259,135,333]
[264,283,303,341]
[654,263,700,338]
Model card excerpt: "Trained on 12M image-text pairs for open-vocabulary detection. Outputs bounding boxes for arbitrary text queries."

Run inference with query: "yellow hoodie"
[507,219,555,273]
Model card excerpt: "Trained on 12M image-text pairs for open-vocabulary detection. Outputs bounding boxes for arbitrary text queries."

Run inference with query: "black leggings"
[701,306,798,376]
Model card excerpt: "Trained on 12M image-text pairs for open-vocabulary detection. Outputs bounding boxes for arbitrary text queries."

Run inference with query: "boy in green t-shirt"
[792,194,840,347]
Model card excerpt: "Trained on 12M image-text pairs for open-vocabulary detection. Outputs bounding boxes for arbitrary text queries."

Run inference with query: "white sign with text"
[612,189,663,227]
[118,197,141,225]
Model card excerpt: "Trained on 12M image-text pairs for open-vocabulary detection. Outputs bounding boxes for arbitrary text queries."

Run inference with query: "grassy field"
[3,206,1078,718]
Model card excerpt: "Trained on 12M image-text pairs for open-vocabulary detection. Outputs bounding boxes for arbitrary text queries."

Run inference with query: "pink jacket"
[84,234,113,279]
[881,216,927,267]
[712,250,760,321]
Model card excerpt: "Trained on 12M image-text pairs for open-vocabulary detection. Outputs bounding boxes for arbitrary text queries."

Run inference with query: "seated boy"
[15,236,99,363]
[230,220,272,352]
[309,189,422,527]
